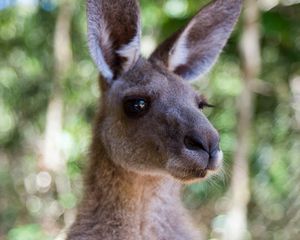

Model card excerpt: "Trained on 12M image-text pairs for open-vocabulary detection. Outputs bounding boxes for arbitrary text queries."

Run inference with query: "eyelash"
[198,101,215,110]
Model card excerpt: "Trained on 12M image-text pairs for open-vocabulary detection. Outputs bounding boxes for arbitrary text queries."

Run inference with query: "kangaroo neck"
[73,139,183,238]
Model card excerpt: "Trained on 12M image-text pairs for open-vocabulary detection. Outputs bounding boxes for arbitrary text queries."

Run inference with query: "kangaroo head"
[87,0,242,182]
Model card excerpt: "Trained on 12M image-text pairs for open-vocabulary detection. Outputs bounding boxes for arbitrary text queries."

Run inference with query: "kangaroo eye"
[123,97,151,118]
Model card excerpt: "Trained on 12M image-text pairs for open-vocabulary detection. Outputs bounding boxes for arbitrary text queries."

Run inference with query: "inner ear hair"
[87,0,141,84]
[150,0,242,81]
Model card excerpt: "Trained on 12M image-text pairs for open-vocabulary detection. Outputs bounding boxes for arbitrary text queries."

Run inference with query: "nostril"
[184,135,207,152]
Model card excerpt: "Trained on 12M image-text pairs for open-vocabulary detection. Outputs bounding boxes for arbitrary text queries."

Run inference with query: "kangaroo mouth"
[166,163,210,182]
[166,150,223,182]
[181,167,208,180]
[198,168,208,178]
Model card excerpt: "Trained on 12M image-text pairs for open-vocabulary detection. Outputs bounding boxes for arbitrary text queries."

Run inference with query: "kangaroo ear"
[87,0,141,83]
[150,0,242,81]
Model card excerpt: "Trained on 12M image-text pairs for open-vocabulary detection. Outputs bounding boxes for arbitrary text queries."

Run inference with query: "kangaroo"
[67,0,242,239]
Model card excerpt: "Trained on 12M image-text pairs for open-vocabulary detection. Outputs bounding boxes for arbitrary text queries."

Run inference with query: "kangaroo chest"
[67,182,200,240]
[99,200,199,240]
[103,190,200,240]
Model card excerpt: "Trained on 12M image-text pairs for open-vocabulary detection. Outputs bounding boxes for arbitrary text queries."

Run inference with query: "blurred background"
[1,0,300,239]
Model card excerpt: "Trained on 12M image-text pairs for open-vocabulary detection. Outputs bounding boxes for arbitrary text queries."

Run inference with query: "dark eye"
[123,97,151,118]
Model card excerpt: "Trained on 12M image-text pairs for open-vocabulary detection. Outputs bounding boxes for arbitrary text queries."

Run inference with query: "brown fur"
[67,0,242,239]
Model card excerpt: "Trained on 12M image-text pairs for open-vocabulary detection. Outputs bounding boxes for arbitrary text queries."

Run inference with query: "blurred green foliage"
[8,224,49,240]
[1,0,300,239]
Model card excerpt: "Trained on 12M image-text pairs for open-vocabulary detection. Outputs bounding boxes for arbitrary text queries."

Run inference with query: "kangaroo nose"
[184,133,220,156]
[209,147,220,159]
[183,131,222,171]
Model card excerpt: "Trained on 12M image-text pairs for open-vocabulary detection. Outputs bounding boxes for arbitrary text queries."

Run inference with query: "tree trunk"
[42,0,73,172]
[223,1,260,239]
[41,0,74,235]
